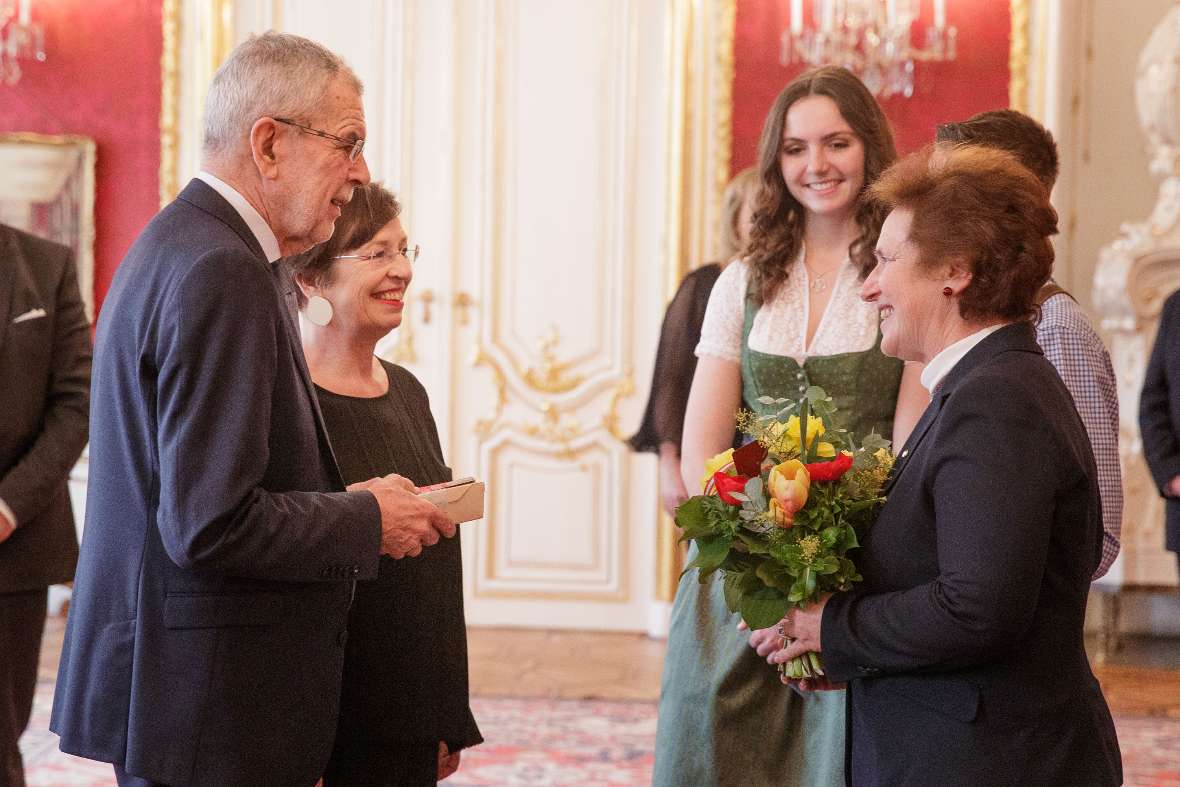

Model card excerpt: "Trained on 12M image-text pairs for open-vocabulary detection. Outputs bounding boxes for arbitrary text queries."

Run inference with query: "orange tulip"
[767,459,810,528]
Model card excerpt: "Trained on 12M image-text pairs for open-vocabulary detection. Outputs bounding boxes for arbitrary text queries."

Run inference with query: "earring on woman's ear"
[942,286,953,297]
[306,295,334,326]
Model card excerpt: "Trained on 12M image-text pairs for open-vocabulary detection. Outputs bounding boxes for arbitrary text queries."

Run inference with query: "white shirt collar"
[195,171,282,263]
[920,323,1008,394]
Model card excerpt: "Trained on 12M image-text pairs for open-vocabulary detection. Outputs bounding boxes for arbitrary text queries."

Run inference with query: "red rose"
[805,451,854,483]
[712,471,751,505]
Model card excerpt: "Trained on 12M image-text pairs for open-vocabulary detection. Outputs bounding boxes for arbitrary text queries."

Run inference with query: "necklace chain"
[803,261,838,292]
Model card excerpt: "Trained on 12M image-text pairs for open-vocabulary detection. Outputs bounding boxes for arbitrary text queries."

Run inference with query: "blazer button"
[337,630,348,647]
[900,449,909,458]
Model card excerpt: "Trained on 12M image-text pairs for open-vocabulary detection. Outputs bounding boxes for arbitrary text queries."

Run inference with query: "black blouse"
[315,359,482,752]
[629,263,723,454]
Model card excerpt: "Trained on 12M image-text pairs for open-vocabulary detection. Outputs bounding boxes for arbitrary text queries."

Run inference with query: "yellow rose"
[766,459,810,527]
[700,448,735,492]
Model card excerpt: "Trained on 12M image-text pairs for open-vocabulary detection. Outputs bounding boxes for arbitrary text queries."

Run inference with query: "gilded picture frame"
[0,132,97,322]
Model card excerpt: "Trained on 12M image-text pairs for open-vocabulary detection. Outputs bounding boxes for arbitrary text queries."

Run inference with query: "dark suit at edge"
[821,322,1122,786]
[0,224,90,787]
[0,224,90,592]
[50,180,382,787]
[1139,288,1180,554]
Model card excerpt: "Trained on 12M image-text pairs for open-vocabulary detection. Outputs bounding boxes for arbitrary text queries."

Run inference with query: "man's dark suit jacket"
[1140,289,1180,554]
[821,322,1122,786]
[51,180,383,787]
[0,224,90,592]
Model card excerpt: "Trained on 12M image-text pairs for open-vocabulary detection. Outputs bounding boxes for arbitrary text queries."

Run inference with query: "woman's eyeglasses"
[331,245,420,264]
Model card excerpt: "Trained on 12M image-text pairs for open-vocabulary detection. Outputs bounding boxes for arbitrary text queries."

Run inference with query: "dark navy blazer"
[821,322,1122,786]
[51,180,382,786]
[1140,288,1180,553]
[0,225,90,593]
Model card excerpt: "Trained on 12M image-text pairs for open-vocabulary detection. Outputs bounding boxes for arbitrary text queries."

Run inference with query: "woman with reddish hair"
[654,66,927,786]
[775,145,1122,785]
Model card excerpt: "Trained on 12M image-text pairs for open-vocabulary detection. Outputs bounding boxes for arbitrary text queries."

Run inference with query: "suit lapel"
[0,226,39,350]
[881,322,1043,497]
[176,179,268,262]
[882,388,946,496]
[174,180,347,489]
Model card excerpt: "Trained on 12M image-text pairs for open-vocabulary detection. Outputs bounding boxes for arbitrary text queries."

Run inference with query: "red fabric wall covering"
[1,0,163,317]
[732,0,1011,176]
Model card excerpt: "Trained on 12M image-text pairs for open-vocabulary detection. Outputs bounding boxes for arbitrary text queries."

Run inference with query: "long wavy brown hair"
[745,66,897,305]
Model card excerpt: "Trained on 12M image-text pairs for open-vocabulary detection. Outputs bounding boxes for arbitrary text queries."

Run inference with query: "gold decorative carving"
[472,345,508,437]
[471,346,629,452]
[520,403,582,461]
[454,291,475,325]
[601,372,635,441]
[417,289,435,324]
[520,328,585,395]
[159,0,181,208]
[1009,0,1030,112]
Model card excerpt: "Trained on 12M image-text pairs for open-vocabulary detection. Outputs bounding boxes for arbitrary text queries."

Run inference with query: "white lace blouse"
[695,253,880,365]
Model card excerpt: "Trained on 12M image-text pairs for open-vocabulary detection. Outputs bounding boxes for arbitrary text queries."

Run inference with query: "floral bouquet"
[675,387,894,680]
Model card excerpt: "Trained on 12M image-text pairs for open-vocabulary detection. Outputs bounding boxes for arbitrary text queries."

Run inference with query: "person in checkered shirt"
[936,110,1122,580]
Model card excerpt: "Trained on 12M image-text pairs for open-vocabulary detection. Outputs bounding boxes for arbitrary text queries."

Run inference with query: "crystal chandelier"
[781,0,957,99]
[0,0,46,86]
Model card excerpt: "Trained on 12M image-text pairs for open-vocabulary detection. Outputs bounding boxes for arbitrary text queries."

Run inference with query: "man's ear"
[250,118,281,179]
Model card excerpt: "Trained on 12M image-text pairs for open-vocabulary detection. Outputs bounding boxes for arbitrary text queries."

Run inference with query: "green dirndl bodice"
[652,293,903,787]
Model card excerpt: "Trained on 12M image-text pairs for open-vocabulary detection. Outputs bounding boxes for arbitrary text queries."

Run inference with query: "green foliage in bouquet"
[675,387,894,679]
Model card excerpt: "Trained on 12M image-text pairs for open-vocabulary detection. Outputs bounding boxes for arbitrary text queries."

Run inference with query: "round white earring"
[305,294,334,326]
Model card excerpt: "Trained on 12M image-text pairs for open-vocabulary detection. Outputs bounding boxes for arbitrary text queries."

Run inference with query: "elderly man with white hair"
[50,32,455,787]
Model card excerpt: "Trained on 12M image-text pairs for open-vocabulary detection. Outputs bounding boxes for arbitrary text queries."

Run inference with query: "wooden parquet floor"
[38,617,1180,716]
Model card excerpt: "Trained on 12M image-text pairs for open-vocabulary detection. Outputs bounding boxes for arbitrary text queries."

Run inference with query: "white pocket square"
[12,308,46,324]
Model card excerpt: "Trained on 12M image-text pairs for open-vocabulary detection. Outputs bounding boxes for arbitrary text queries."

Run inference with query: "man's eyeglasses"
[332,245,421,264]
[273,117,366,162]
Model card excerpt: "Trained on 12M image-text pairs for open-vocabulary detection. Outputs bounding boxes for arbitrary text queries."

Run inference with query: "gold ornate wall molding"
[159,0,181,208]
[656,0,735,603]
[160,0,237,208]
[664,0,736,300]
[1009,0,1030,112]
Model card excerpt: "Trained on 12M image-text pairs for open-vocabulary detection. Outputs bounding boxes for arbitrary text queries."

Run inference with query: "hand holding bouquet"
[675,387,894,680]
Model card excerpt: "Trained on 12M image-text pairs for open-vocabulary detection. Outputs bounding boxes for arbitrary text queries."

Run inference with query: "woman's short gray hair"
[203,32,363,158]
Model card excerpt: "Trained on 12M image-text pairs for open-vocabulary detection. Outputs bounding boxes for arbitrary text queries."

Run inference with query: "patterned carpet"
[21,681,1180,785]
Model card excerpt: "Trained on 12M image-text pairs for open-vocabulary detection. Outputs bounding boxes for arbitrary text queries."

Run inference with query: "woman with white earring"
[288,183,482,786]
